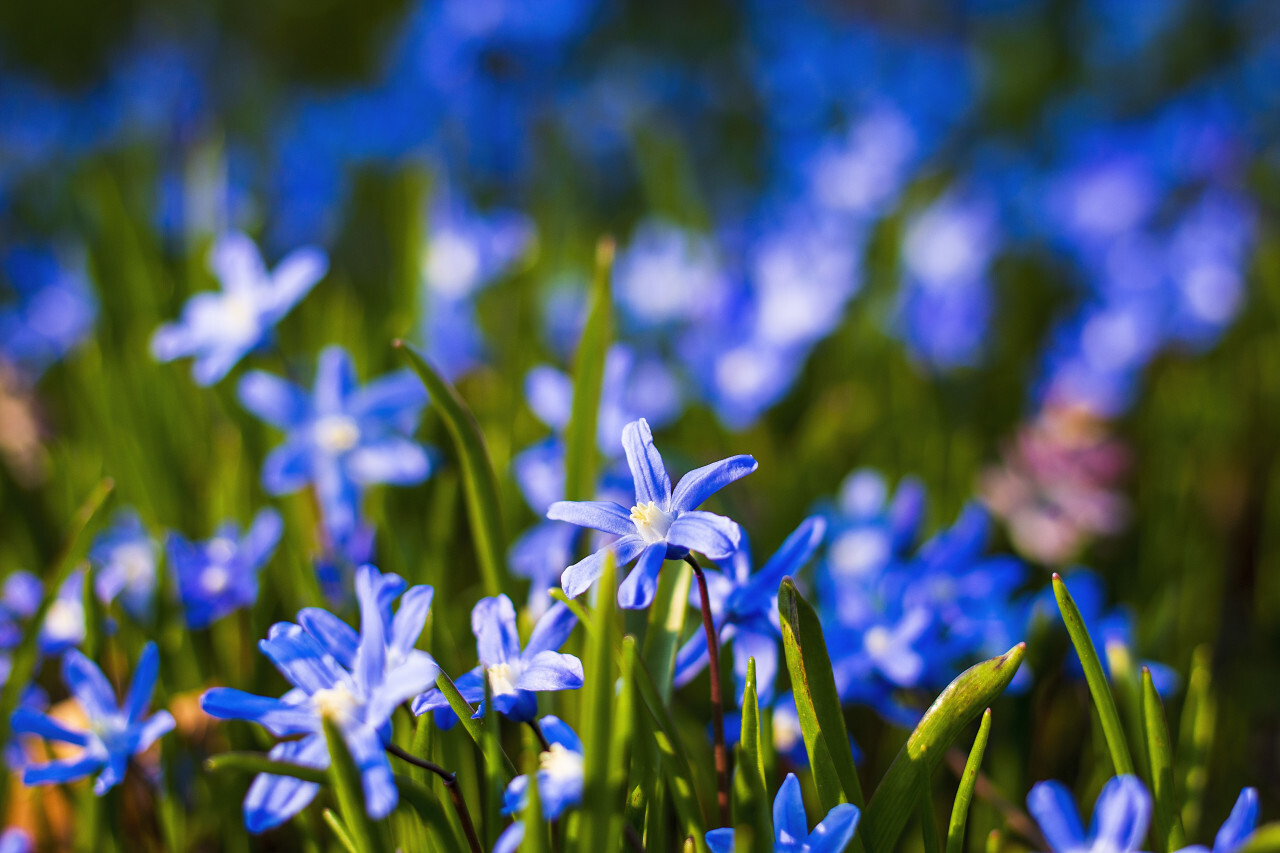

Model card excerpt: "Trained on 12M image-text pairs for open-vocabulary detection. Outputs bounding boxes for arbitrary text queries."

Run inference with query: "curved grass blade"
[433,671,519,779]
[1052,573,1136,777]
[778,578,865,817]
[946,708,992,853]
[1178,645,1216,838]
[1142,667,1188,852]
[549,588,592,627]
[0,477,113,808]
[322,718,392,853]
[563,236,614,503]
[862,644,1026,853]
[394,340,505,596]
[205,752,328,784]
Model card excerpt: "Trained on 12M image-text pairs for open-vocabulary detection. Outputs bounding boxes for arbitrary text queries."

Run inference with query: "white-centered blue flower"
[706,772,861,853]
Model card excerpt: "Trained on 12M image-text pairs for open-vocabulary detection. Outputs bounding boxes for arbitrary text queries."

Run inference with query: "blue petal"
[472,594,522,667]
[538,715,583,753]
[346,438,432,486]
[244,735,327,833]
[263,246,327,319]
[123,642,161,723]
[259,624,344,695]
[546,500,636,537]
[809,803,861,853]
[238,371,308,429]
[354,565,388,696]
[23,754,103,787]
[348,726,399,819]
[315,346,357,412]
[670,454,758,513]
[94,751,130,795]
[200,687,318,737]
[1215,788,1259,853]
[666,511,741,560]
[262,442,311,495]
[10,707,89,746]
[743,515,826,600]
[616,542,667,609]
[390,585,435,660]
[349,370,427,423]
[733,628,779,706]
[621,418,671,508]
[515,651,584,692]
[502,773,530,816]
[524,365,573,432]
[298,607,360,669]
[1090,775,1150,852]
[705,828,735,853]
[672,630,712,689]
[192,343,250,386]
[560,535,646,600]
[134,711,176,753]
[523,603,577,658]
[773,773,809,844]
[61,650,119,722]
[210,232,267,293]
[1027,780,1086,852]
[493,822,526,853]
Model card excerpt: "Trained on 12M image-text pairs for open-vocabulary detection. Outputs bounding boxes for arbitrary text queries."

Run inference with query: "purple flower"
[548,418,757,609]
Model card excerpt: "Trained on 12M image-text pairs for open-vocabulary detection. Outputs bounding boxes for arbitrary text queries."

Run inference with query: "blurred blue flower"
[413,595,582,724]
[548,418,757,609]
[502,715,584,820]
[151,232,327,385]
[2,568,90,658]
[91,510,158,620]
[168,508,282,629]
[705,772,861,853]
[12,642,174,795]
[674,516,826,702]
[0,244,96,378]
[1027,775,1150,853]
[0,828,31,853]
[239,346,431,548]
[201,564,439,832]
[1177,788,1259,853]
[613,221,730,329]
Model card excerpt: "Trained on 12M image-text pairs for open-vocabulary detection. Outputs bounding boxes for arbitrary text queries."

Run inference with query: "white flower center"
[773,713,801,754]
[487,662,521,697]
[313,414,361,453]
[864,626,893,658]
[312,683,359,722]
[44,599,83,640]
[539,742,584,782]
[201,566,230,594]
[220,292,260,341]
[423,230,482,299]
[630,501,674,545]
[117,544,153,585]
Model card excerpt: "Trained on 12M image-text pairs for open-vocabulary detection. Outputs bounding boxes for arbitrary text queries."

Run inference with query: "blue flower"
[150,232,327,385]
[201,564,439,832]
[501,715,584,820]
[0,828,31,853]
[706,772,860,853]
[674,516,826,702]
[0,244,96,378]
[90,510,158,620]
[413,595,582,724]
[1027,775,1151,853]
[612,220,730,329]
[11,642,174,795]
[1177,788,1259,853]
[238,346,431,547]
[167,508,282,629]
[547,418,757,609]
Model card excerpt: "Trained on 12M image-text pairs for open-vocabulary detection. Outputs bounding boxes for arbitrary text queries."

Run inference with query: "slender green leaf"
[1178,645,1216,838]
[322,718,391,853]
[581,552,619,853]
[205,752,329,784]
[862,644,1026,853]
[946,708,992,853]
[520,725,551,853]
[920,771,941,853]
[433,671,519,778]
[605,637,639,849]
[1107,642,1149,783]
[644,559,693,705]
[740,658,765,795]
[1052,573,1136,776]
[778,578,865,816]
[550,588,592,627]
[1237,824,1280,853]
[323,809,360,853]
[986,829,1002,853]
[395,773,467,851]
[394,339,505,596]
[483,675,504,848]
[563,236,614,503]
[734,659,771,853]
[0,477,113,808]
[1142,667,1187,852]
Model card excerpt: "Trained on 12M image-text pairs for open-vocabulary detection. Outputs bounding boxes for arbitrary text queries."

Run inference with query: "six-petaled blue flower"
[706,772,861,853]
[167,508,282,628]
[90,509,158,620]
[502,715,584,820]
[548,417,757,609]
[1027,775,1151,853]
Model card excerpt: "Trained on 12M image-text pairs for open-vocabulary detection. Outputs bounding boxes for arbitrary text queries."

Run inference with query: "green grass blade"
[581,552,619,853]
[433,671,519,779]
[205,752,329,784]
[562,237,614,503]
[920,770,941,853]
[1237,824,1280,853]
[643,558,693,704]
[778,578,865,815]
[322,718,391,853]
[1178,645,1216,838]
[1141,667,1187,852]
[394,339,505,596]
[1107,642,1149,782]
[393,774,467,851]
[483,675,504,848]
[550,587,593,628]
[1051,573,1136,776]
[946,708,992,853]
[0,476,113,808]
[735,658,771,853]
[323,809,360,853]
[862,644,1026,853]
[520,724,551,853]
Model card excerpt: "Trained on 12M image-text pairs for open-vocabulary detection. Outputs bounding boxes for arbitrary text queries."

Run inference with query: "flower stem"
[528,718,552,752]
[685,553,730,826]
[387,743,483,853]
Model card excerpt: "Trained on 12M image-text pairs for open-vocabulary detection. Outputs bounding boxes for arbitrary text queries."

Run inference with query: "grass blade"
[323,809,360,853]
[1141,667,1187,852]
[1237,824,1280,853]
[734,658,771,853]
[581,552,619,852]
[322,718,391,853]
[920,770,941,853]
[520,724,551,853]
[394,339,505,596]
[205,752,328,784]
[433,671,519,779]
[1178,645,1216,838]
[562,236,614,503]
[778,578,865,815]
[1052,573,1136,776]
[862,644,1026,853]
[644,559,693,705]
[394,774,467,851]
[946,709,992,853]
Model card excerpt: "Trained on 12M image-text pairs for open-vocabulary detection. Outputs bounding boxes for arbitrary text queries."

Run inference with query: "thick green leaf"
[778,578,865,815]
[563,237,614,503]
[946,708,992,853]
[581,553,620,853]
[1178,645,1216,838]
[920,770,941,853]
[1052,573,1136,776]
[862,644,1026,853]
[0,477,113,808]
[1141,667,1187,852]
[394,339,505,596]
[205,752,328,784]
[433,670,518,779]
[644,559,693,705]
[323,718,391,853]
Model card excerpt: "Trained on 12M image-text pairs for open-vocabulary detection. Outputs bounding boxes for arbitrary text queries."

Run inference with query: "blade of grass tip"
[1178,645,1215,839]
[434,671,519,779]
[0,477,113,807]
[741,658,765,796]
[778,579,865,817]
[946,709,992,853]
[1051,573,1136,777]
[581,552,619,853]
[986,829,1002,853]
[644,559,693,705]
[549,588,592,628]
[862,644,1026,853]
[737,659,771,853]
[1106,641,1149,783]
[393,340,505,597]
[323,809,360,853]
[520,723,551,853]
[919,770,941,853]
[1142,667,1187,852]
[483,675,504,848]
[204,752,329,784]
[563,236,614,504]
[322,718,391,853]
